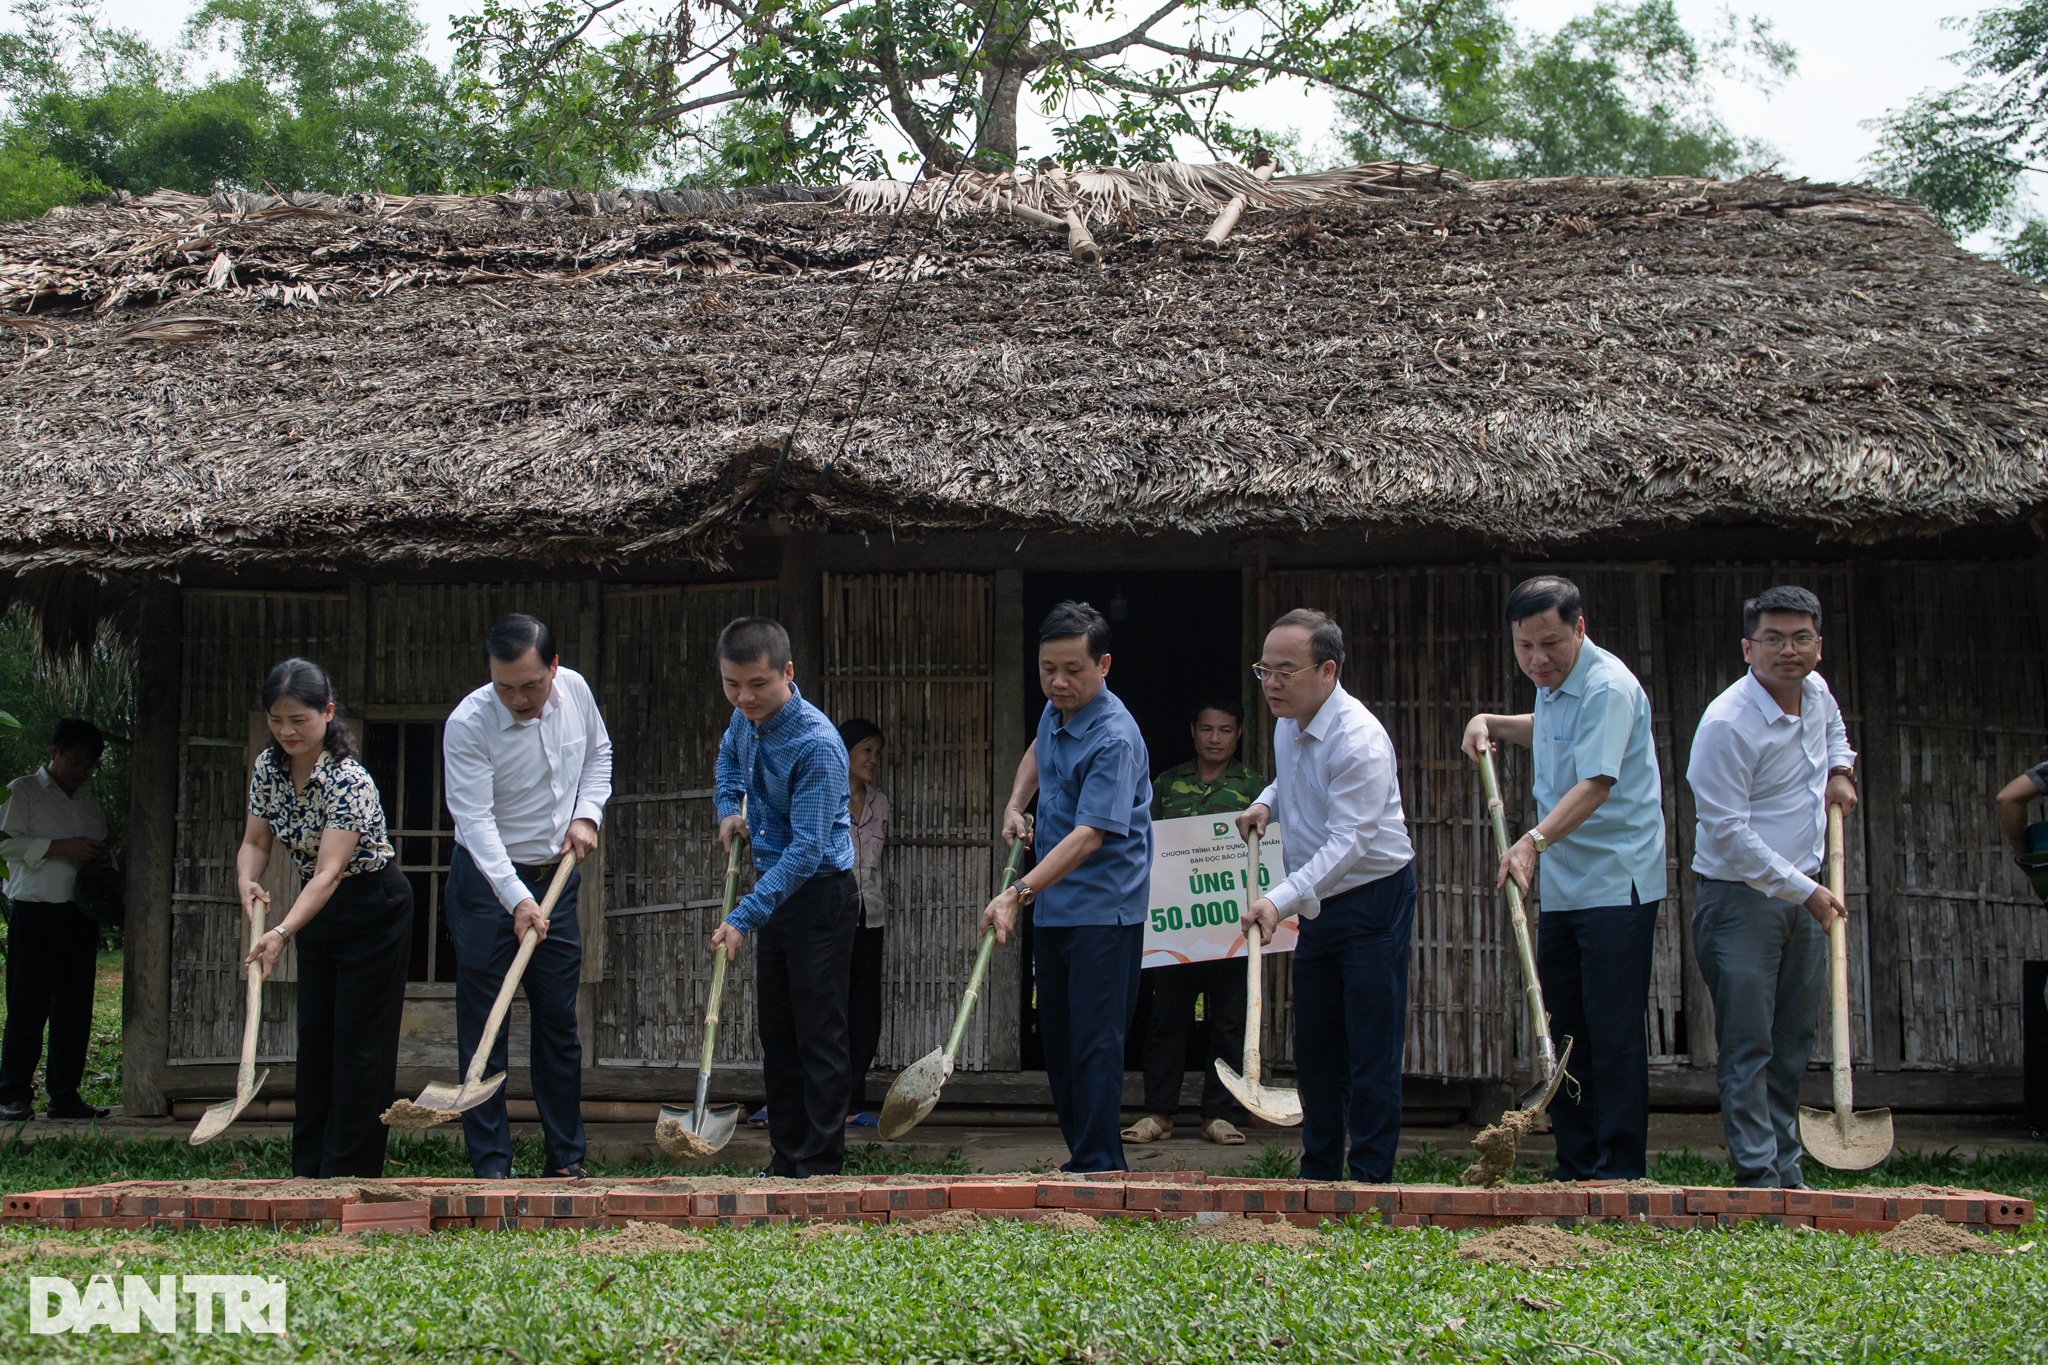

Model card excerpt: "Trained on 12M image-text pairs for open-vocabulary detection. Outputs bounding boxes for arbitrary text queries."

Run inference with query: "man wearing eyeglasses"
[1236,609,1415,1184]
[1685,585,1856,1189]
[1461,575,1666,1181]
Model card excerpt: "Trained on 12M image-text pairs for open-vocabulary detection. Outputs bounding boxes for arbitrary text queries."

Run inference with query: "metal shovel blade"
[1213,1059,1303,1127]
[1514,1036,1574,1115]
[1798,1104,1895,1171]
[879,1048,949,1140]
[187,1068,270,1146]
[655,1102,741,1159]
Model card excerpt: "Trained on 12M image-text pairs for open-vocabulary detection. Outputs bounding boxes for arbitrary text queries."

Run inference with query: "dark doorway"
[1014,570,1246,1072]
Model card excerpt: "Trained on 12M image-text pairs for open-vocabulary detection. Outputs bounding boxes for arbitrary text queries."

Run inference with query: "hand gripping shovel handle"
[1477,745,1557,1080]
[463,852,578,1089]
[945,822,1033,1064]
[1826,805,1853,1123]
[234,893,267,1093]
[695,812,748,1118]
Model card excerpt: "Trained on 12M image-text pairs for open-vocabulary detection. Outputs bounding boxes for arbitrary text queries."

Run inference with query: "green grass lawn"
[1,1213,2042,1363]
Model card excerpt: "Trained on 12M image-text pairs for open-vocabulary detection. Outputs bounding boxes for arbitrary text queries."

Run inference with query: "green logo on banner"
[1212,822,1229,837]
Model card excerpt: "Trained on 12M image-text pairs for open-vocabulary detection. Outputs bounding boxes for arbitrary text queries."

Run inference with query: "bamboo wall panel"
[366,583,590,705]
[1265,569,1524,1080]
[1665,565,1871,1066]
[1869,562,2048,1069]
[821,573,997,1070]
[593,583,773,1066]
[170,591,347,1063]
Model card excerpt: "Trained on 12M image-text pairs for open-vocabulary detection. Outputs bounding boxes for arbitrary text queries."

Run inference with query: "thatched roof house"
[4,166,2044,1123]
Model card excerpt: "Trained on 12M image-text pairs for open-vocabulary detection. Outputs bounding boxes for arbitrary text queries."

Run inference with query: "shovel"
[657,811,749,1160]
[1477,745,1573,1112]
[189,900,273,1145]
[879,823,1031,1140]
[382,853,578,1128]
[1214,829,1303,1126]
[1799,805,1894,1170]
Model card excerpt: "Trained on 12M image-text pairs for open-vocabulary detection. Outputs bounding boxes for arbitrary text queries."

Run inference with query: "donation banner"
[1142,814,1296,968]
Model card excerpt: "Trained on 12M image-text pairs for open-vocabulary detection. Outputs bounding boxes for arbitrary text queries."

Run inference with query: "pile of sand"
[260,1236,381,1262]
[1188,1216,1316,1249]
[1456,1226,1619,1268]
[379,1099,459,1131]
[574,1221,708,1256]
[892,1210,986,1236]
[654,1115,721,1160]
[1463,1109,1542,1187]
[0,1239,161,1266]
[1876,1214,1999,1258]
[1033,1211,1104,1234]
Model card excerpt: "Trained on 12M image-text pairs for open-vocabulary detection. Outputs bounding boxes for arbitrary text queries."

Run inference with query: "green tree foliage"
[1864,1,2048,281]
[1335,0,1792,179]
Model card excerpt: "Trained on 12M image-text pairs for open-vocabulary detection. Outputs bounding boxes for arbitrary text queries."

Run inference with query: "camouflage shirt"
[1150,760,1266,820]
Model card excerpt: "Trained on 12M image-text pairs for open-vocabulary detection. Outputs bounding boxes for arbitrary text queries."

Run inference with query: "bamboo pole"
[1202,161,1277,248]
[1000,195,1101,265]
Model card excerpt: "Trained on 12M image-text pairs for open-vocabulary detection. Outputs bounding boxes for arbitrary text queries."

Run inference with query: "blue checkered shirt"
[714,684,854,933]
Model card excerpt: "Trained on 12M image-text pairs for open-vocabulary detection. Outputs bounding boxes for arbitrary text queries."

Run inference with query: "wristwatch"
[1528,831,1551,855]
[267,924,293,943]
[1012,880,1037,905]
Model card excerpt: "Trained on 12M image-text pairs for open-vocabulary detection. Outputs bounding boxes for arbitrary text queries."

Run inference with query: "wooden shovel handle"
[699,819,747,1078]
[1826,804,1854,1116]
[465,852,578,1087]
[236,894,266,1090]
[1244,830,1264,1088]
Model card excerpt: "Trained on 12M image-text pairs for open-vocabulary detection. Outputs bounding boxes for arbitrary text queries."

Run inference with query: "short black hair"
[1039,600,1110,661]
[50,718,104,757]
[718,616,792,670]
[1189,697,1244,726]
[838,717,883,752]
[1270,607,1344,669]
[486,613,556,666]
[1506,575,1583,627]
[1744,585,1823,639]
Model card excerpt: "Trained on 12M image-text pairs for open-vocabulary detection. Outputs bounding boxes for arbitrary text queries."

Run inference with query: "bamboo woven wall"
[592,583,773,1066]
[169,590,347,1063]
[820,573,998,1070]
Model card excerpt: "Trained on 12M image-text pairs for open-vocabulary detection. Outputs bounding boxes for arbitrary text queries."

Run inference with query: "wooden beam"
[985,568,1026,1070]
[1855,562,1906,1069]
[1661,563,1716,1068]
[122,581,180,1118]
[777,532,824,689]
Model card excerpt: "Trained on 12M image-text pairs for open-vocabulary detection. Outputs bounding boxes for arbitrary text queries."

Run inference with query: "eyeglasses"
[1748,633,1821,651]
[1252,663,1315,683]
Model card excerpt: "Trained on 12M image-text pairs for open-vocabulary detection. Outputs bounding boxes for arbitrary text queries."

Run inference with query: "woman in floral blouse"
[237,658,413,1177]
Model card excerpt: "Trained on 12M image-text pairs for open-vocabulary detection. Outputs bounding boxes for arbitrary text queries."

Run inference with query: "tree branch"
[1057,0,1187,63]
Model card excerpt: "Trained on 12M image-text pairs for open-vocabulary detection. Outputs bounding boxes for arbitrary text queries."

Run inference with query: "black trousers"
[1036,921,1145,1172]
[292,864,413,1177]
[1536,897,1660,1181]
[1293,864,1417,1183]
[1140,958,1249,1122]
[448,847,586,1177]
[757,871,857,1176]
[0,900,100,1107]
[846,923,885,1113]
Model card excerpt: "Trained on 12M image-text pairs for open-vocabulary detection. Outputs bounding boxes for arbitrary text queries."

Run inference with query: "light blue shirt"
[1532,638,1667,911]
[1032,688,1153,928]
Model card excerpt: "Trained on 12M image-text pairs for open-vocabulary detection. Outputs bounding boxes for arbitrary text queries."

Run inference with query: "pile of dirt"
[1033,1211,1104,1234]
[379,1099,459,1131]
[892,1210,986,1236]
[260,1236,380,1262]
[1456,1226,1619,1268]
[1188,1216,1316,1249]
[1600,1180,1684,1192]
[574,1221,708,1256]
[793,1222,865,1244]
[654,1115,720,1160]
[1463,1109,1542,1187]
[1877,1214,1998,1257]
[0,1239,161,1266]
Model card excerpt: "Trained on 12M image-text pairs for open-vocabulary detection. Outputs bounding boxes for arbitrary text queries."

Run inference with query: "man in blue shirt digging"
[983,601,1153,1172]
[712,616,857,1177]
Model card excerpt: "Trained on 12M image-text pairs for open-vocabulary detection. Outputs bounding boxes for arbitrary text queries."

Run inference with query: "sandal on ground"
[845,1112,879,1128]
[1120,1114,1172,1144]
[1200,1118,1246,1145]
[747,1107,770,1128]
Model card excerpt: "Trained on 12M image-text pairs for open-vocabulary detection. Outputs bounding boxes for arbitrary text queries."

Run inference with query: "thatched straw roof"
[3,164,2046,575]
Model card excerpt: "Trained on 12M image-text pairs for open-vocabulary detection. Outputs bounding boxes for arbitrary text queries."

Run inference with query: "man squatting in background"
[1686,585,1857,1190]
[985,602,1153,1173]
[1238,610,1417,1184]
[1463,576,1667,1182]
[712,617,858,1177]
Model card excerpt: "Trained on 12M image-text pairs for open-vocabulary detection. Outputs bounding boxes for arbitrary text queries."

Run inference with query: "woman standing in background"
[840,718,889,1129]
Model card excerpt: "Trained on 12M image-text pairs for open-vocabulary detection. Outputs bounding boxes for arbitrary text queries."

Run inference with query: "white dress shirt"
[1687,670,1856,904]
[1254,684,1414,920]
[443,666,613,914]
[0,767,108,904]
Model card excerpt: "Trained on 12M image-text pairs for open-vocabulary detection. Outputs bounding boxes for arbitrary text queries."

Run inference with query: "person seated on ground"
[1123,698,1262,1147]
[0,719,112,1123]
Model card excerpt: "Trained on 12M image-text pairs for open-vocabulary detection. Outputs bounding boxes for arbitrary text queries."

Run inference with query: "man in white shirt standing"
[1686,586,1857,1189]
[0,719,111,1122]
[1237,609,1416,1183]
[443,614,612,1178]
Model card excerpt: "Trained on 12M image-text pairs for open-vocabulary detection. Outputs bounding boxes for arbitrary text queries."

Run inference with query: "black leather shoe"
[0,1100,30,1123]
[548,1163,590,1180]
[45,1099,110,1121]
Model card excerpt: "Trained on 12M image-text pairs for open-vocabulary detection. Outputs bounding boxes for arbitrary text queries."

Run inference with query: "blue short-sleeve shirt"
[1032,688,1153,928]
[1532,638,1667,911]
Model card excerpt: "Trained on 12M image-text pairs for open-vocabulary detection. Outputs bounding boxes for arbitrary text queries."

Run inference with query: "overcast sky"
[62,0,1990,190]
